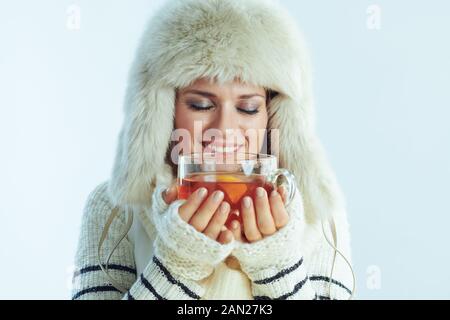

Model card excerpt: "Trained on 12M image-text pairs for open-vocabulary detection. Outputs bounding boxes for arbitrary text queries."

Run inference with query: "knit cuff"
[150,184,235,281]
[232,187,305,280]
[152,184,170,213]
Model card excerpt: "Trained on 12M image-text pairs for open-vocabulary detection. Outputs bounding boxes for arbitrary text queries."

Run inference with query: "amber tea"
[177,172,275,225]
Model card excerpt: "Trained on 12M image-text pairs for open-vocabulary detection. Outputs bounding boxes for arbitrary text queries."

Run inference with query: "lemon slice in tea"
[215,174,248,205]
[215,174,242,182]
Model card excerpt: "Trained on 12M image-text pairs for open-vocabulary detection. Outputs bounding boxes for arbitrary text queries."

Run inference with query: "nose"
[208,104,240,140]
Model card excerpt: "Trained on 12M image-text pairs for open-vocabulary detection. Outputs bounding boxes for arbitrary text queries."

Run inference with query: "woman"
[72,0,354,300]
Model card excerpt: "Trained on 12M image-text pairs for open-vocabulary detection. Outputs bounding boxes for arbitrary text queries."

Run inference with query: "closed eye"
[187,103,260,115]
[188,103,215,112]
[237,107,260,115]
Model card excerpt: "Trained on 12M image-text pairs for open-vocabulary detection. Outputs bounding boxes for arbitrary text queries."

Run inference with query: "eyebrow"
[184,89,265,99]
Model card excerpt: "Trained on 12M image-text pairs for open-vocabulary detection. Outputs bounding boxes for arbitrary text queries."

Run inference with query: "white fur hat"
[108,0,346,222]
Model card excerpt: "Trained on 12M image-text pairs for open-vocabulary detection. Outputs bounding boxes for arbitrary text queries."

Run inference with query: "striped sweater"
[71,182,354,300]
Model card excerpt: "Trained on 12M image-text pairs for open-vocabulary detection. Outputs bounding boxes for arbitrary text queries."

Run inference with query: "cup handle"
[267,168,297,207]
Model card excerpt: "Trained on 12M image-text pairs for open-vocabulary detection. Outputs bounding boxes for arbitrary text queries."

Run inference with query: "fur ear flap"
[108,80,175,208]
[268,94,346,223]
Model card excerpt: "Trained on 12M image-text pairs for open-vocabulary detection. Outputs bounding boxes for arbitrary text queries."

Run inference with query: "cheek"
[174,103,187,130]
[241,111,268,131]
[174,104,201,131]
[174,104,210,146]
[241,111,268,152]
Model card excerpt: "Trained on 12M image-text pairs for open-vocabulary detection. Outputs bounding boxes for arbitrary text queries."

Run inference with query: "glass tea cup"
[177,152,297,226]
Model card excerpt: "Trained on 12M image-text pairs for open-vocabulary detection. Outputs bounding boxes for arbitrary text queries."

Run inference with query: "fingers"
[254,187,277,236]
[217,229,233,244]
[269,189,290,229]
[229,217,245,243]
[241,196,263,242]
[178,187,208,222]
[189,190,224,232]
[177,188,235,245]
[203,201,230,240]
[175,186,290,247]
[162,184,178,205]
[278,185,287,205]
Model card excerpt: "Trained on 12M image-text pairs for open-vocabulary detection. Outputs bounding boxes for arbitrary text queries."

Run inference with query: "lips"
[202,141,244,154]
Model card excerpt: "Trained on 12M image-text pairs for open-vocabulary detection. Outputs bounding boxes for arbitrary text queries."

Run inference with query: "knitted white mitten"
[149,184,235,281]
[232,187,305,281]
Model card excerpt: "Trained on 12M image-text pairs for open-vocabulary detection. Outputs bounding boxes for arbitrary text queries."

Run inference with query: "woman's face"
[174,78,269,158]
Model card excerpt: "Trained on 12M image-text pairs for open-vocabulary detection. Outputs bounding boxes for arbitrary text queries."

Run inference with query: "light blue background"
[1,0,449,299]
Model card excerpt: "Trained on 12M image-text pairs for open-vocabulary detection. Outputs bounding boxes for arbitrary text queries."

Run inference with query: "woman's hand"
[162,184,234,245]
[231,186,289,243]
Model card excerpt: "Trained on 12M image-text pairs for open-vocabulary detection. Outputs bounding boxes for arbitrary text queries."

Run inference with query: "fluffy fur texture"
[108,0,347,224]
